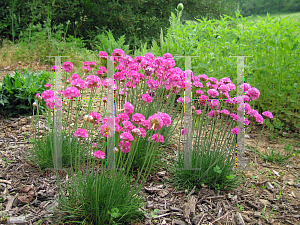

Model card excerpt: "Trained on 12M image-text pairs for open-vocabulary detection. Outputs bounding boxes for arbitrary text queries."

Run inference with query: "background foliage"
[0,0,236,50]
[239,0,300,16]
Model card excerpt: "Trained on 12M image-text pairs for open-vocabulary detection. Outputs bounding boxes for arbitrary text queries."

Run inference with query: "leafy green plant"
[0,69,51,117]
[146,12,300,133]
[94,30,131,56]
[237,203,245,211]
[151,209,161,218]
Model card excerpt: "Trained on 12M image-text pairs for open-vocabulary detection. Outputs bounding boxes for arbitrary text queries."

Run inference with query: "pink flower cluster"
[97,102,171,153]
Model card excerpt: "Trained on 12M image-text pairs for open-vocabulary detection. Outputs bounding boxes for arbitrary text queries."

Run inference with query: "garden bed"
[1,114,299,225]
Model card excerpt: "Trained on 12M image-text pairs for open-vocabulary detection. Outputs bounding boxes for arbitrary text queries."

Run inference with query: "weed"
[237,203,244,211]
[249,144,299,164]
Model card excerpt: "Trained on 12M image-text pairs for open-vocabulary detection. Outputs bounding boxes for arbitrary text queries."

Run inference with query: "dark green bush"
[0,0,236,50]
[0,69,51,117]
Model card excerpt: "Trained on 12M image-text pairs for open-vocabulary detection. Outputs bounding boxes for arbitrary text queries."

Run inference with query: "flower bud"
[92,143,97,150]
[33,102,37,107]
[35,93,42,101]
[84,115,89,122]
[113,147,119,153]
[177,3,184,11]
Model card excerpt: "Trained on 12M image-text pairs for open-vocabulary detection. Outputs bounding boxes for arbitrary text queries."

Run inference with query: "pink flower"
[163,53,173,59]
[192,76,199,82]
[112,48,125,62]
[85,75,102,88]
[210,99,220,110]
[208,110,220,118]
[92,143,97,149]
[41,90,55,100]
[227,83,236,91]
[195,110,202,115]
[146,79,159,91]
[89,61,97,68]
[218,84,230,92]
[225,98,236,104]
[89,112,101,125]
[131,113,145,124]
[181,129,187,135]
[195,90,204,96]
[98,51,108,59]
[96,70,103,76]
[220,109,230,115]
[131,128,142,137]
[230,113,238,121]
[231,127,241,134]
[137,128,147,138]
[118,140,131,153]
[93,150,105,159]
[221,92,230,99]
[244,95,251,102]
[140,120,151,130]
[255,114,264,123]
[240,83,251,92]
[144,52,155,60]
[124,102,134,115]
[115,124,123,132]
[114,71,126,80]
[74,128,88,138]
[208,77,218,84]
[244,103,251,113]
[82,66,91,73]
[207,89,219,98]
[151,134,164,143]
[122,121,136,132]
[220,77,231,84]
[246,87,260,100]
[98,66,107,73]
[45,96,62,109]
[142,94,153,103]
[193,81,203,88]
[120,132,134,141]
[243,117,250,126]
[262,111,273,119]
[71,74,81,80]
[148,114,164,130]
[71,79,87,90]
[62,62,74,73]
[156,112,172,127]
[198,74,208,81]
[44,83,52,89]
[64,87,81,99]
[118,113,130,121]
[198,95,208,105]
[247,109,259,118]
[212,84,218,89]
[51,65,60,70]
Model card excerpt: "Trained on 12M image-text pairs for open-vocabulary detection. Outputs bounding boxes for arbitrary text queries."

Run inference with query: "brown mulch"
[0,114,299,225]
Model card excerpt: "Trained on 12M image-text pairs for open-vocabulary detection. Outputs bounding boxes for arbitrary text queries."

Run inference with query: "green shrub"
[0,69,51,117]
